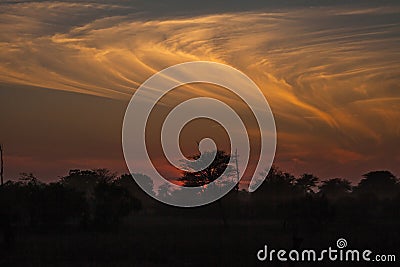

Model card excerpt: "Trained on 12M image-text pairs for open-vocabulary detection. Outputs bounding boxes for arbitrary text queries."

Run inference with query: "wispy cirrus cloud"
[1,1,399,180]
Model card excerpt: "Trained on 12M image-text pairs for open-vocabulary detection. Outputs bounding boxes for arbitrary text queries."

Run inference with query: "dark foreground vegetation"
[1,166,400,266]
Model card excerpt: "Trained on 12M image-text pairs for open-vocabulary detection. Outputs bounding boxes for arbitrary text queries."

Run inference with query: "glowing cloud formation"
[0,1,399,181]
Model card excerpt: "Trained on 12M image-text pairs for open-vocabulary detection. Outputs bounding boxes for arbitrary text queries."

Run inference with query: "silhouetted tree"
[19,172,42,187]
[93,181,140,228]
[255,166,297,200]
[178,150,234,187]
[116,173,157,211]
[118,173,155,196]
[295,173,319,194]
[355,170,399,199]
[17,173,45,226]
[176,150,236,228]
[61,169,116,197]
[60,169,141,228]
[318,178,352,200]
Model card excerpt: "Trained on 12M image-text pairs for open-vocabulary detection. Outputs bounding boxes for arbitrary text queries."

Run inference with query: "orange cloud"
[1,2,399,182]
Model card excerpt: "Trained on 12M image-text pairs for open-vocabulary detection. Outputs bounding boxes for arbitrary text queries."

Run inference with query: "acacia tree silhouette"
[178,150,234,187]
[177,150,235,228]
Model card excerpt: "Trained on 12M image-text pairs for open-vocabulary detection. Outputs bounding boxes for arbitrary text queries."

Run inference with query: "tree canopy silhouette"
[178,150,234,187]
[355,170,399,198]
[255,166,297,199]
[295,173,319,194]
[318,178,352,200]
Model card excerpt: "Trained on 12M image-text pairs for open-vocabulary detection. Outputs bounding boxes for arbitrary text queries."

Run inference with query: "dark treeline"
[242,167,400,224]
[0,169,142,232]
[1,163,400,266]
[1,165,399,229]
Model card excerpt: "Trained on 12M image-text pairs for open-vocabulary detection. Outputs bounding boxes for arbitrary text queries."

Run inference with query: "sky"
[1,0,400,185]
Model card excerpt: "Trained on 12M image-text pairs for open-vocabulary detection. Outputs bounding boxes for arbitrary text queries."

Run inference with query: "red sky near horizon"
[1,1,400,187]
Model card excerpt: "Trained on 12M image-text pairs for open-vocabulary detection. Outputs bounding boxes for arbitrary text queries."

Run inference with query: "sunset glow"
[1,1,399,182]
